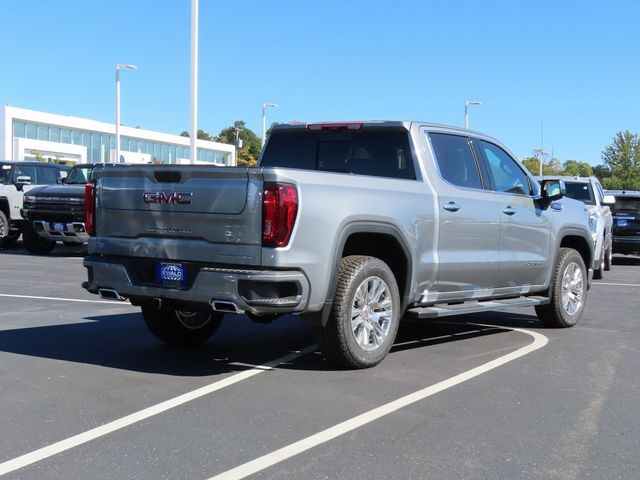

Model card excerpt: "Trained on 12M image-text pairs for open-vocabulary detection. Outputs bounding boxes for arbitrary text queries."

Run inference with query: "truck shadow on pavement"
[0,309,542,376]
[0,241,87,258]
[612,255,640,266]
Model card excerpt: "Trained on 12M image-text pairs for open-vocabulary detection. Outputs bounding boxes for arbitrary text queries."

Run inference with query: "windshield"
[64,165,93,184]
[564,182,595,205]
[612,196,640,212]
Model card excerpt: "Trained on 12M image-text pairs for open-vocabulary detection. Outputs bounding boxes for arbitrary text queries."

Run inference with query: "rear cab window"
[564,182,595,205]
[260,128,416,180]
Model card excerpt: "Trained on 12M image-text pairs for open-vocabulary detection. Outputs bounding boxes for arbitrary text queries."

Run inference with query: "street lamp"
[115,64,138,164]
[261,103,278,146]
[464,100,481,129]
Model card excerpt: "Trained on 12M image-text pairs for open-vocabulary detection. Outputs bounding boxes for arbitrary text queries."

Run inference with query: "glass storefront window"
[61,129,71,143]
[13,121,26,138]
[120,137,129,151]
[130,139,138,152]
[37,125,49,141]
[26,124,37,139]
[50,127,60,142]
[72,130,82,144]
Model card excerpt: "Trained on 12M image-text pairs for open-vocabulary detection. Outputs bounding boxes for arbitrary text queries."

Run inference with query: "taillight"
[262,183,298,247]
[84,182,95,235]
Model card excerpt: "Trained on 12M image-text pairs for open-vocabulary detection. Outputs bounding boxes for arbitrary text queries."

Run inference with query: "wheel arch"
[303,222,413,327]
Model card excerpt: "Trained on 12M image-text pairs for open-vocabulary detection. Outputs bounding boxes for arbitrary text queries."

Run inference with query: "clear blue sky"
[2,0,638,165]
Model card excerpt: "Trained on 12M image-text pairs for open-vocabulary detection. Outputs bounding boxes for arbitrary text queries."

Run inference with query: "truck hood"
[27,184,85,201]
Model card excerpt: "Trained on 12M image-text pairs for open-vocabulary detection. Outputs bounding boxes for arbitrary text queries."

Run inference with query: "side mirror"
[602,194,616,205]
[15,175,31,191]
[57,177,64,184]
[540,179,566,202]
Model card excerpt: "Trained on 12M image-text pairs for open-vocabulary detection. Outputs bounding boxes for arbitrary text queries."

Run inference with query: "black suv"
[607,190,640,256]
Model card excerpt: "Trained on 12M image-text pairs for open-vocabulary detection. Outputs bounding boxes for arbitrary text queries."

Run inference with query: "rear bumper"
[82,256,311,315]
[612,236,640,254]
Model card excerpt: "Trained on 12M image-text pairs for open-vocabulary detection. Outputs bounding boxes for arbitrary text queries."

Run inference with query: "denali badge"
[143,191,193,204]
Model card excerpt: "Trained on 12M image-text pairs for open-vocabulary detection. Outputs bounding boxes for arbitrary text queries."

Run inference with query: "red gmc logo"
[143,192,193,204]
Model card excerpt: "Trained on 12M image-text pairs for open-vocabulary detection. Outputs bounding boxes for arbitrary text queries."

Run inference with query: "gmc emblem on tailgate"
[143,192,193,205]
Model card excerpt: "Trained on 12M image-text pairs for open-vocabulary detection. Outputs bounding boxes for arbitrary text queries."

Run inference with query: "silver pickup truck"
[83,121,595,368]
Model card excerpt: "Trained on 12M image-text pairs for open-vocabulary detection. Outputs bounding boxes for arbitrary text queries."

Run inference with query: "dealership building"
[0,105,236,166]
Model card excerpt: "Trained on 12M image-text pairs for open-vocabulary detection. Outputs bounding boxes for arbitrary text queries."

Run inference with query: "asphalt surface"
[1,243,639,480]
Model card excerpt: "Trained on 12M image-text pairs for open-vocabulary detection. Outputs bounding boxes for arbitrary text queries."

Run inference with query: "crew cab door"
[476,140,552,289]
[427,132,501,300]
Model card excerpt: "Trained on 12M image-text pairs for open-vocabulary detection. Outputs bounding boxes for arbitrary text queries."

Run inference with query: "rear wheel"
[535,247,587,328]
[141,304,223,345]
[316,255,401,369]
[22,223,56,254]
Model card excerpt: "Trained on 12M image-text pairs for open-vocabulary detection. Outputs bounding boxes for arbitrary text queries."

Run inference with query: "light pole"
[261,103,278,146]
[464,100,481,129]
[190,0,198,164]
[115,64,137,164]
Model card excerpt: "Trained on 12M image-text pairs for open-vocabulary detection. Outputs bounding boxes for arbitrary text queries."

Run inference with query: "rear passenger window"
[429,133,482,189]
[480,141,532,195]
[261,129,416,180]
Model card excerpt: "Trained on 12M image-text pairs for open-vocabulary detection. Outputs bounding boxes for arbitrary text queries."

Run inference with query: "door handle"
[502,206,517,216]
[443,202,461,212]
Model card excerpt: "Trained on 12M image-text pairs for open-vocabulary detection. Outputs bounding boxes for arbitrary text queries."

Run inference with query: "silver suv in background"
[538,176,614,279]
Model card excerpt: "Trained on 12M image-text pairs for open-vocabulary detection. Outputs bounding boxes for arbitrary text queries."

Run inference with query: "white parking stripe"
[0,346,316,477]
[0,293,131,305]
[208,325,548,480]
[592,282,640,287]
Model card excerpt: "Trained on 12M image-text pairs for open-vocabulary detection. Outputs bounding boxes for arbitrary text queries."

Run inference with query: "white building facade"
[0,106,235,166]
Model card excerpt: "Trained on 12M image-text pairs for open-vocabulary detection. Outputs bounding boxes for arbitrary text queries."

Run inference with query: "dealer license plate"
[156,262,187,288]
[51,222,66,232]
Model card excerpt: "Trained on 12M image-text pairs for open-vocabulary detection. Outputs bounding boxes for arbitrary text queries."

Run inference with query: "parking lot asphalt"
[1,243,639,480]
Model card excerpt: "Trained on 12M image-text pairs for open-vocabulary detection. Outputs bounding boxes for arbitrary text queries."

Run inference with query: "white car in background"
[538,176,615,279]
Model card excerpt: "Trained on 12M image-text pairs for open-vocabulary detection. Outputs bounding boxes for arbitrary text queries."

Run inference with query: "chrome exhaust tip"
[98,289,127,301]
[211,300,244,314]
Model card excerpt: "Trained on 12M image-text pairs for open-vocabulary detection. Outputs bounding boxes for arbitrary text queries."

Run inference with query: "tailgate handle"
[154,171,182,183]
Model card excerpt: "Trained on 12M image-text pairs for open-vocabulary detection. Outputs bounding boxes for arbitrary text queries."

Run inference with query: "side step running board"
[405,296,550,320]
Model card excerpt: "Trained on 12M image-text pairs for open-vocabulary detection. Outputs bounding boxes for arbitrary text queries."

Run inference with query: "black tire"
[22,223,56,254]
[316,255,401,369]
[535,247,587,328]
[604,245,612,271]
[0,211,15,248]
[141,304,223,345]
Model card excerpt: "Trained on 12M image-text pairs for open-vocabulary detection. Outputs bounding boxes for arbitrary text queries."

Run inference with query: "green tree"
[522,156,540,175]
[592,164,610,180]
[216,121,261,167]
[600,130,640,189]
[561,160,593,177]
[179,129,213,140]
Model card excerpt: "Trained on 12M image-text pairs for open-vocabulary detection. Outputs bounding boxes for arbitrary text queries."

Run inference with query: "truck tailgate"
[93,166,264,265]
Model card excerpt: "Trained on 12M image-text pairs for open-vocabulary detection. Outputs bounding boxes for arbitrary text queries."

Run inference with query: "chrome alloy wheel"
[175,310,211,330]
[561,262,584,316]
[350,276,394,352]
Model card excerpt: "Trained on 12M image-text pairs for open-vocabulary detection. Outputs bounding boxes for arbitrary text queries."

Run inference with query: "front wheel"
[604,245,612,271]
[141,304,224,345]
[316,255,401,369]
[0,212,18,248]
[593,246,605,280]
[535,247,587,328]
[22,223,56,254]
